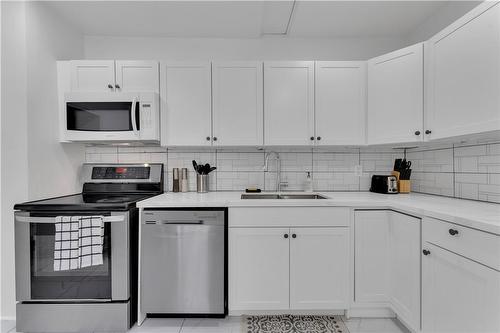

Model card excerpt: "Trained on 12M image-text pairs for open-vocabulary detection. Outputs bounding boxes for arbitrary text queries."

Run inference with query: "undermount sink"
[241,193,328,200]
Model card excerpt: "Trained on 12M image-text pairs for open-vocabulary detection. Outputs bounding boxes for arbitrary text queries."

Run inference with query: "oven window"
[66,102,140,131]
[30,223,111,300]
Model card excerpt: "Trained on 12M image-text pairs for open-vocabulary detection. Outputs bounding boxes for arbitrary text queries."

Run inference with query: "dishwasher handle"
[145,220,204,225]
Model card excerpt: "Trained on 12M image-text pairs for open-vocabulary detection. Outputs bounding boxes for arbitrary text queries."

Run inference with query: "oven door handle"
[131,97,139,136]
[16,215,125,223]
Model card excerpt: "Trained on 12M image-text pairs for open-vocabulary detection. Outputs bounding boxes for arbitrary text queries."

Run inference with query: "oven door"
[15,211,130,302]
[62,92,158,142]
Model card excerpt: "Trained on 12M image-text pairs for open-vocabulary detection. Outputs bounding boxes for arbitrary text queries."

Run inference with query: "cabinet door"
[70,60,115,92]
[115,61,159,93]
[229,228,290,310]
[390,212,421,332]
[426,3,500,140]
[161,62,212,146]
[367,43,424,145]
[354,210,390,303]
[315,62,366,145]
[290,227,348,310]
[212,62,263,146]
[264,61,314,146]
[422,242,500,333]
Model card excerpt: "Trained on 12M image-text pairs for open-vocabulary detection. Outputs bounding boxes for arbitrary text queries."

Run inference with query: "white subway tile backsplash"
[411,172,454,197]
[360,152,399,172]
[408,148,453,172]
[117,152,152,163]
[313,172,359,191]
[455,182,479,200]
[313,152,359,172]
[455,173,488,184]
[454,144,487,157]
[216,152,264,172]
[265,171,312,191]
[455,156,481,173]
[167,151,216,170]
[217,171,263,191]
[85,152,118,163]
[487,143,500,155]
[85,146,118,154]
[268,152,313,172]
[83,143,499,203]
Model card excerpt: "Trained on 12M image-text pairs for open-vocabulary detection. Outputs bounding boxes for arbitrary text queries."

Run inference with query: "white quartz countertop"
[137,192,500,234]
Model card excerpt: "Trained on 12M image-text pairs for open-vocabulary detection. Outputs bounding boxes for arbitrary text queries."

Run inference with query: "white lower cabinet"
[354,210,390,303]
[354,210,421,332]
[422,216,500,333]
[229,226,349,312]
[229,228,290,310]
[389,213,421,331]
[422,243,500,333]
[290,228,349,310]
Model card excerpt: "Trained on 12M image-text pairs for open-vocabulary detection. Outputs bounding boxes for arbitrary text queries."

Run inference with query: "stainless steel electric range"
[14,163,163,333]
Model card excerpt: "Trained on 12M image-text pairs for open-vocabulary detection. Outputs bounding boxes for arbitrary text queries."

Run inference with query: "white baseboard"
[347,307,395,318]
[229,309,345,316]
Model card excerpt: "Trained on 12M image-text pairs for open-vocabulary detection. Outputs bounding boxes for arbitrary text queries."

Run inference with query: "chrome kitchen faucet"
[263,151,288,192]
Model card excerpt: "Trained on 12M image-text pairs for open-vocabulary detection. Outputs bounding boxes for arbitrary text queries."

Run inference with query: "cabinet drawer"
[229,207,350,227]
[423,217,500,270]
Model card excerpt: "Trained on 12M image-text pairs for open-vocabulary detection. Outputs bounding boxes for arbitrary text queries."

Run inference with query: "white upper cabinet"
[264,61,315,146]
[115,61,159,93]
[426,2,500,140]
[70,60,116,92]
[212,62,263,146]
[289,227,349,310]
[70,60,159,93]
[315,62,366,145]
[367,43,424,145]
[161,62,212,147]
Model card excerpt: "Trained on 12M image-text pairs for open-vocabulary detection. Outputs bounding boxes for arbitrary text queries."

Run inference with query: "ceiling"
[45,1,469,39]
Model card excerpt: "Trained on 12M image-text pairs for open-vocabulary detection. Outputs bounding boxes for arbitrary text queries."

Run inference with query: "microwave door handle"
[131,97,139,136]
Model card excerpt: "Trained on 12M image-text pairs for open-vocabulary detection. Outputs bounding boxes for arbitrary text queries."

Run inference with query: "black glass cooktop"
[14,193,156,212]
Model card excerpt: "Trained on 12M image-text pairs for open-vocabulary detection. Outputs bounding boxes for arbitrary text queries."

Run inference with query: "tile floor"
[0,317,411,333]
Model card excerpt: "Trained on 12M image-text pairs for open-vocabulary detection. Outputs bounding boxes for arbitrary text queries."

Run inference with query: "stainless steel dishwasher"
[141,209,227,317]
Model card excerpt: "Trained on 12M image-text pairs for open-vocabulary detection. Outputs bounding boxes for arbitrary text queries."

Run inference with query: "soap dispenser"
[304,172,313,192]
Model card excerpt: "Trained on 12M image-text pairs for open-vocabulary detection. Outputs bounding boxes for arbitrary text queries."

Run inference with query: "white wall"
[84,35,407,61]
[25,2,85,200]
[83,2,483,62]
[406,1,481,43]
[1,1,29,320]
[0,2,85,319]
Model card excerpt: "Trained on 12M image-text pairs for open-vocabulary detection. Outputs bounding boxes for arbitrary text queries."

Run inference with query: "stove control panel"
[92,166,151,179]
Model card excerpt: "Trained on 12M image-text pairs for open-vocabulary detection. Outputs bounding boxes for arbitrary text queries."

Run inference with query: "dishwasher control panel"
[142,210,225,225]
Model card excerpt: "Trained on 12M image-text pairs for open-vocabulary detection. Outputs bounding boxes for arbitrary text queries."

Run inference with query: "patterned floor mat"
[243,315,349,333]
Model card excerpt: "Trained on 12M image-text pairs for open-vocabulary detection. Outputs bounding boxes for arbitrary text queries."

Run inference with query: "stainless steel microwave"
[61,92,159,143]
